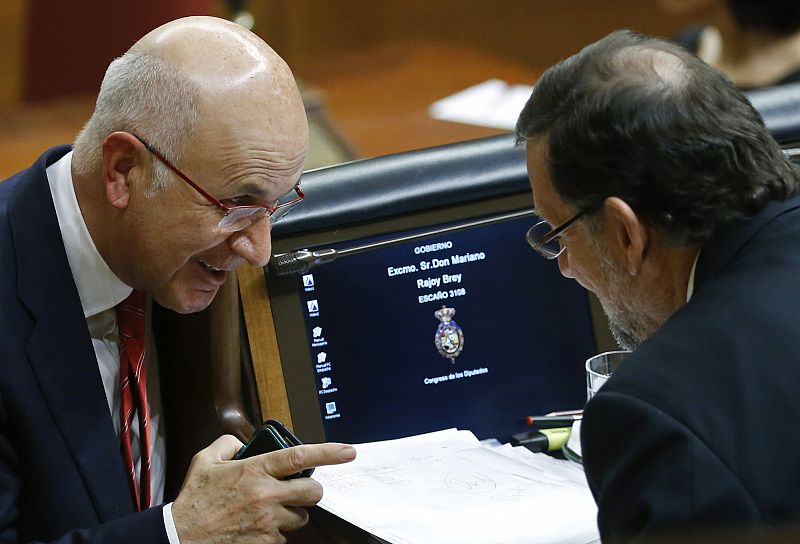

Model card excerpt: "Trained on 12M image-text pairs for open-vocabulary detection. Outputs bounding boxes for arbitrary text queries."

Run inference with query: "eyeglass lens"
[268,204,296,225]
[218,207,269,232]
[527,221,563,258]
[217,190,303,232]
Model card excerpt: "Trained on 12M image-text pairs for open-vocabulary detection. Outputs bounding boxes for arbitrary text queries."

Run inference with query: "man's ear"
[603,196,649,276]
[102,132,142,210]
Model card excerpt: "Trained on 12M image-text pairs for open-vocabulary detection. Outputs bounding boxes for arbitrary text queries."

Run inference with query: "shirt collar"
[46,151,132,318]
[685,249,701,302]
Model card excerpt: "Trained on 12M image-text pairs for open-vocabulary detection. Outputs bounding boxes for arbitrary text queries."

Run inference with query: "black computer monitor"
[263,135,615,444]
[260,81,800,444]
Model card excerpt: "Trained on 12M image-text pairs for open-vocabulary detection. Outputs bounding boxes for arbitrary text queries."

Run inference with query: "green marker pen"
[510,427,572,453]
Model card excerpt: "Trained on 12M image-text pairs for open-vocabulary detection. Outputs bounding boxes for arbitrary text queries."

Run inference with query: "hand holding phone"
[233,419,314,479]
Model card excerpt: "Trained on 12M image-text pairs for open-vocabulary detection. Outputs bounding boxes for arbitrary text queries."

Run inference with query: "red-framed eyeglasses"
[133,134,304,232]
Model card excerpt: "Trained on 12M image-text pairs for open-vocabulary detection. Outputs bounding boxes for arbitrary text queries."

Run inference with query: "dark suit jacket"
[581,195,800,543]
[0,147,169,543]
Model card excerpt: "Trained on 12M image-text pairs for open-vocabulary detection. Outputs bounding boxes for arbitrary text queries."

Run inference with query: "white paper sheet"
[314,429,599,544]
[566,420,583,458]
[429,79,535,130]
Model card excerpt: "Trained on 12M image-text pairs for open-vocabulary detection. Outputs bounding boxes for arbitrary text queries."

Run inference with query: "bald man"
[0,16,355,544]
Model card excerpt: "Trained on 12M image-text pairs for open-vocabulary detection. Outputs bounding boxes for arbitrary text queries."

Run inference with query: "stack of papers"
[313,429,599,544]
[429,79,535,130]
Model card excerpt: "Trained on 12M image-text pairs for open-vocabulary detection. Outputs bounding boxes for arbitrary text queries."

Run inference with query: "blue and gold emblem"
[434,306,464,363]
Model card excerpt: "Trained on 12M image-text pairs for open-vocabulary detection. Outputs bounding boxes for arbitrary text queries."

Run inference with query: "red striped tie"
[117,290,152,511]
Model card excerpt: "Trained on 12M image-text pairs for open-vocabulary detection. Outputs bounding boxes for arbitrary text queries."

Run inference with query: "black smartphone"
[233,419,314,479]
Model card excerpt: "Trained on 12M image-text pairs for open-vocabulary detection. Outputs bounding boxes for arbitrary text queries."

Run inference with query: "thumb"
[204,434,245,462]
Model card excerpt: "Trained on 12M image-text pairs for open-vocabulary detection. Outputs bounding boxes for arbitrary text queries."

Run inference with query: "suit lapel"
[11,148,135,520]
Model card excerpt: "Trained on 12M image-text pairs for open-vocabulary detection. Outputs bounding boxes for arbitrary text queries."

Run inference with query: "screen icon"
[321,377,332,389]
[312,326,323,338]
[302,274,315,288]
[325,402,337,415]
[307,300,319,314]
[317,352,327,363]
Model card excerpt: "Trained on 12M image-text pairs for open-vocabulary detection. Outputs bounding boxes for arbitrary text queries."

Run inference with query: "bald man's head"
[131,16,291,89]
[73,16,307,192]
[71,16,309,314]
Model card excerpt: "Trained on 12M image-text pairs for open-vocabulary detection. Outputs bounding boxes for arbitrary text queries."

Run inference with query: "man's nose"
[227,218,271,267]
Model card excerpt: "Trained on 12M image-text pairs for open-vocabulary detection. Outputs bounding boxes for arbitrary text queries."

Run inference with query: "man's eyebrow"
[232,181,269,199]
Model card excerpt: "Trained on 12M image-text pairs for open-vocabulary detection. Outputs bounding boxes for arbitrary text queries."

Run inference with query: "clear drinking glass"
[585,350,630,400]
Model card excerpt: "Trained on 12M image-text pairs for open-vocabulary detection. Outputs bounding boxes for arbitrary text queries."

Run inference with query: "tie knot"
[117,290,145,339]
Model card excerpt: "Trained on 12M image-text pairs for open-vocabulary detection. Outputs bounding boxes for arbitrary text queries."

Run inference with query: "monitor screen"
[278,211,597,443]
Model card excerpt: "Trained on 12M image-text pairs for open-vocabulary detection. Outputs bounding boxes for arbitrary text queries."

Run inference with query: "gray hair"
[73,51,200,194]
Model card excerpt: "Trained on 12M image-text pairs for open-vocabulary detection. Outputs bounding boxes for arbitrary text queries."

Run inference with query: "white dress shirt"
[46,151,180,543]
[686,250,701,302]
